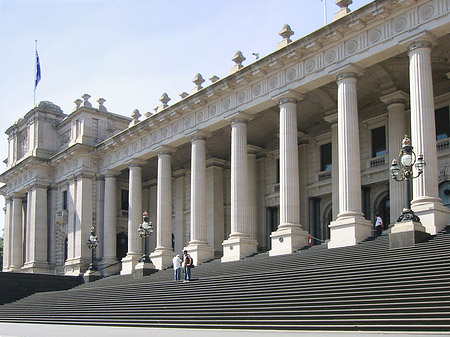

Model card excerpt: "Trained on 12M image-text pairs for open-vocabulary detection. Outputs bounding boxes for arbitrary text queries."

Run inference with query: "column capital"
[380,90,409,106]
[156,146,176,156]
[248,144,264,155]
[186,130,212,140]
[403,31,437,54]
[230,117,249,126]
[334,64,364,82]
[11,192,25,200]
[173,168,186,178]
[272,90,305,104]
[206,157,227,168]
[103,169,121,178]
[324,112,338,125]
[127,159,146,168]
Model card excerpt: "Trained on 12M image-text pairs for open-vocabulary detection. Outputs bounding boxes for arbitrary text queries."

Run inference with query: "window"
[372,126,387,158]
[435,106,450,141]
[62,191,68,210]
[121,189,129,211]
[320,143,332,171]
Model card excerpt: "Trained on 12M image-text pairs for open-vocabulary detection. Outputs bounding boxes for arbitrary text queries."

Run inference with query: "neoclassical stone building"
[2,0,450,276]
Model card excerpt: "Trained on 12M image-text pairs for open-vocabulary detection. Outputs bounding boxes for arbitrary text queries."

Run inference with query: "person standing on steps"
[375,214,383,237]
[183,250,193,282]
[172,254,182,281]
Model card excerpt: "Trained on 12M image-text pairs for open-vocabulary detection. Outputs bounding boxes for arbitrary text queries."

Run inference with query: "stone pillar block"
[389,220,430,248]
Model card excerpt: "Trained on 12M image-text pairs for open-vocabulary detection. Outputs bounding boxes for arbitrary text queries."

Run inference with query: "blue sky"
[0,0,373,235]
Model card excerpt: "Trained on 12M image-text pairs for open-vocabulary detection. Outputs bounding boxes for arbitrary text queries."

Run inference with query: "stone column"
[247,145,261,241]
[150,149,176,269]
[185,135,214,265]
[173,170,186,254]
[256,155,267,251]
[47,187,57,269]
[380,90,409,226]
[329,69,371,248]
[121,162,145,274]
[408,39,450,234]
[222,117,257,262]
[324,112,339,220]
[206,158,225,257]
[64,174,94,275]
[2,198,12,271]
[100,171,120,275]
[270,95,309,256]
[22,185,50,273]
[10,195,24,271]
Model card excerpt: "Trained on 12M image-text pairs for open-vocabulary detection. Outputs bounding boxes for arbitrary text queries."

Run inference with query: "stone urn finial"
[160,92,171,108]
[209,75,220,83]
[278,24,294,50]
[97,98,107,112]
[191,73,205,94]
[82,94,92,108]
[334,0,352,20]
[180,92,189,99]
[74,98,82,111]
[230,51,246,74]
[129,108,141,127]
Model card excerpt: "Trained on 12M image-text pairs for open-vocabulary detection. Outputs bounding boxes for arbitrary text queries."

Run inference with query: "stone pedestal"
[83,269,102,283]
[134,261,157,278]
[98,258,121,277]
[222,236,257,263]
[328,213,372,249]
[21,262,51,274]
[269,227,309,256]
[389,220,430,249]
[411,197,450,235]
[120,254,141,275]
[150,249,175,270]
[185,243,215,265]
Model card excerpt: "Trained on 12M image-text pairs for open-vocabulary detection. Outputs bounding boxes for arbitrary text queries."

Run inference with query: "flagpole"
[323,0,327,25]
[34,40,37,106]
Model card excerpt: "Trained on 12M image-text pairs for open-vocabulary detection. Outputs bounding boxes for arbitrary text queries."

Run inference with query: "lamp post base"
[389,220,430,249]
[83,268,102,283]
[134,261,157,278]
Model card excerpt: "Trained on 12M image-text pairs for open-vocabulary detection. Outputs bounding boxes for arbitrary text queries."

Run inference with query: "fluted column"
[329,69,371,248]
[324,113,339,220]
[150,150,176,270]
[100,171,120,275]
[22,185,50,273]
[121,162,145,275]
[222,117,257,262]
[408,39,449,234]
[2,199,12,271]
[247,147,258,241]
[269,95,308,256]
[185,135,214,265]
[10,195,24,271]
[380,91,408,226]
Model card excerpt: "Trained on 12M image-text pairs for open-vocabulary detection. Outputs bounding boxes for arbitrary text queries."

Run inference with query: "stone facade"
[2,0,450,275]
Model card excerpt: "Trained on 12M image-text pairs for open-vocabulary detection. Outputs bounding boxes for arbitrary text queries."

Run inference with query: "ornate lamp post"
[389,135,426,223]
[86,226,99,271]
[138,211,153,263]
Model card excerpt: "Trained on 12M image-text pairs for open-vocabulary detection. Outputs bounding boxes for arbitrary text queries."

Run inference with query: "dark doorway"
[266,207,279,250]
[116,232,128,260]
[376,195,390,230]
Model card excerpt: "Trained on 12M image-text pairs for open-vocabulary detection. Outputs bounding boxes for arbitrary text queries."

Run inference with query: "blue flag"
[35,50,41,89]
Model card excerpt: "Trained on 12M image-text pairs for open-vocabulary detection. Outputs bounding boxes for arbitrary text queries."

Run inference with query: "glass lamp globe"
[400,153,413,167]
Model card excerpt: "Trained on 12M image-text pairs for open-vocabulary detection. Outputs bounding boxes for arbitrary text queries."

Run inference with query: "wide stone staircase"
[1,227,450,332]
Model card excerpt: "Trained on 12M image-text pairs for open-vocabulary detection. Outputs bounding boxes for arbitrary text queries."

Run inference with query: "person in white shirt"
[172,254,182,281]
[375,214,383,237]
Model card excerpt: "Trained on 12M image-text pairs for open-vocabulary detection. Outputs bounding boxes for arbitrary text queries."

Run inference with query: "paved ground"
[0,324,449,337]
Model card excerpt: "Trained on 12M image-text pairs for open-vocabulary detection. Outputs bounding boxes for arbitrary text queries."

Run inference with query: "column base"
[83,269,102,283]
[389,220,430,249]
[221,236,257,263]
[64,258,91,276]
[120,253,141,275]
[269,225,309,256]
[411,197,450,234]
[150,248,175,270]
[21,261,51,274]
[98,258,121,277]
[184,242,215,265]
[134,261,157,278]
[328,213,372,249]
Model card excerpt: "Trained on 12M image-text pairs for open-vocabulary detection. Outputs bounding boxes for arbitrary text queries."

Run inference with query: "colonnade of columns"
[2,37,449,275]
